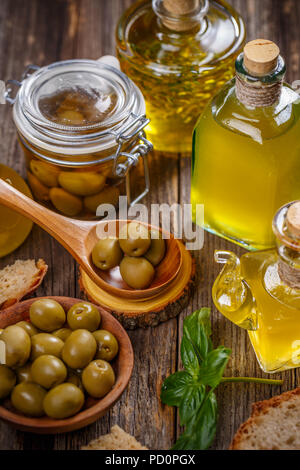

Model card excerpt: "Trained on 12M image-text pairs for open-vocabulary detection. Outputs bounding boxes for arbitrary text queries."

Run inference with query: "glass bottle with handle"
[213,201,300,373]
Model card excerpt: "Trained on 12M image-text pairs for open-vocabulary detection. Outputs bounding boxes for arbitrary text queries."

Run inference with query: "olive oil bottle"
[213,201,300,373]
[116,0,245,153]
[192,39,300,250]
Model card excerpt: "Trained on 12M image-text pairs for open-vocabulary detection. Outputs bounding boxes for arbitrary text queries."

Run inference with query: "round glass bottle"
[7,59,152,219]
[116,0,245,154]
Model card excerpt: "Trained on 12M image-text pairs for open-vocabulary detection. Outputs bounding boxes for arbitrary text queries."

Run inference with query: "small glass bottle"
[213,201,300,373]
[116,0,245,154]
[192,39,300,250]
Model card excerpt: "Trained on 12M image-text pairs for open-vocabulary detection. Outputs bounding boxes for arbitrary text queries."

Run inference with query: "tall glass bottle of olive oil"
[192,39,300,250]
[116,0,245,154]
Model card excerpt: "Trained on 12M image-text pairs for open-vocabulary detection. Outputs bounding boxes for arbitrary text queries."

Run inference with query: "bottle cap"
[243,39,280,76]
[161,0,203,31]
[286,201,300,239]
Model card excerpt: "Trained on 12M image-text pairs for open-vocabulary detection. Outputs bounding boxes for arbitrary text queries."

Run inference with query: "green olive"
[0,329,3,337]
[120,256,155,289]
[30,160,59,187]
[27,171,50,201]
[92,238,123,271]
[11,382,47,417]
[84,186,120,213]
[15,320,39,337]
[145,230,166,266]
[43,383,85,419]
[31,333,64,361]
[1,325,31,368]
[82,360,115,398]
[31,355,67,389]
[0,365,16,399]
[49,188,83,217]
[17,363,33,383]
[93,330,119,362]
[58,172,106,197]
[119,222,151,257]
[52,328,72,342]
[62,329,97,369]
[57,109,85,125]
[67,302,101,332]
[30,299,66,332]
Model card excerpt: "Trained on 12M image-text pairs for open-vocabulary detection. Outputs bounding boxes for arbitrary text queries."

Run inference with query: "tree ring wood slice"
[79,241,196,329]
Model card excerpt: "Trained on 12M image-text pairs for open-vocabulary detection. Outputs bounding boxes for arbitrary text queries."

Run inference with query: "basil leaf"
[179,382,205,425]
[183,308,213,363]
[172,391,218,450]
[160,371,192,407]
[199,346,231,388]
[181,334,199,375]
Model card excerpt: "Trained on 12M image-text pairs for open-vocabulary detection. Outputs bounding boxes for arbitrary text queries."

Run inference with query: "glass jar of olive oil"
[7,60,152,219]
[116,0,245,154]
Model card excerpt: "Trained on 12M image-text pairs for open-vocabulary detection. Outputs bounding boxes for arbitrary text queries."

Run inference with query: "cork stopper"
[286,201,300,239]
[244,39,280,76]
[162,0,202,31]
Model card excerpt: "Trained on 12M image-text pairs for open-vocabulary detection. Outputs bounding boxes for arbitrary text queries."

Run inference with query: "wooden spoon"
[0,179,182,299]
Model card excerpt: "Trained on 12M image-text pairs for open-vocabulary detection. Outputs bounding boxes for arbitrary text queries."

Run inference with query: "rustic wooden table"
[0,0,299,451]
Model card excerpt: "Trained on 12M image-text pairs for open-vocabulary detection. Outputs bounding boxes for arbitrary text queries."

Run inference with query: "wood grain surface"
[0,0,299,450]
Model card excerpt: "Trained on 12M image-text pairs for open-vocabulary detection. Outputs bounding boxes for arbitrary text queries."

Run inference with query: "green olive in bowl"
[31,333,64,361]
[15,321,39,337]
[30,299,66,332]
[82,359,115,398]
[31,355,67,389]
[145,230,166,266]
[1,325,31,368]
[17,363,33,383]
[93,330,119,362]
[52,328,72,342]
[67,302,101,332]
[62,329,97,369]
[43,383,84,419]
[11,382,47,417]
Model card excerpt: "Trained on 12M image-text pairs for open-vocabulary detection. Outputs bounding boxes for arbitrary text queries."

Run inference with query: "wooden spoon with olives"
[0,179,182,299]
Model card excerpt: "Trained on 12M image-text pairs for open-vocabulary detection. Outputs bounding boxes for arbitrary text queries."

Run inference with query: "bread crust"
[230,387,300,450]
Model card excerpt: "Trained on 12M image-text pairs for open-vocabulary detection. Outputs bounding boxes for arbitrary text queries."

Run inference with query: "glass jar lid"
[12,59,146,155]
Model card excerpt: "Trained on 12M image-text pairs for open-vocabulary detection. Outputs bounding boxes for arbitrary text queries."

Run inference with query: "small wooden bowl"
[0,297,134,434]
[85,219,182,300]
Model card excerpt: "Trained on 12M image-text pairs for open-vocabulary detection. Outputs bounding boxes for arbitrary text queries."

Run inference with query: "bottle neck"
[235,52,286,108]
[152,0,209,32]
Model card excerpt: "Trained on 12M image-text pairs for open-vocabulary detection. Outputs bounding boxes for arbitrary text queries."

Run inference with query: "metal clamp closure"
[4,64,40,105]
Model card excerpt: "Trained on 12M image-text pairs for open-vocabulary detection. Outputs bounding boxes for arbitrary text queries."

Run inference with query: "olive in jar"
[93,330,119,362]
[30,299,66,332]
[43,383,84,419]
[84,186,120,213]
[49,188,83,217]
[30,160,59,188]
[82,360,115,398]
[58,172,106,197]
[67,302,101,332]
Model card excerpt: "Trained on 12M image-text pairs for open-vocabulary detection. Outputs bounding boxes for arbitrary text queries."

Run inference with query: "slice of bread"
[230,387,300,450]
[0,259,48,309]
[81,425,148,450]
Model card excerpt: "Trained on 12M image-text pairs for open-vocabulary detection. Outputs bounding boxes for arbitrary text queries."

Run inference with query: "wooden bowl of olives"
[87,219,182,300]
[0,297,134,433]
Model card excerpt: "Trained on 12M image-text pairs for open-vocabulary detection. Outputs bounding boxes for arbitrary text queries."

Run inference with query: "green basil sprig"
[161,308,283,450]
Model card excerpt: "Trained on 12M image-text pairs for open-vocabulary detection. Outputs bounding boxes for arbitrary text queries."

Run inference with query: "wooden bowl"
[85,219,182,300]
[0,297,134,434]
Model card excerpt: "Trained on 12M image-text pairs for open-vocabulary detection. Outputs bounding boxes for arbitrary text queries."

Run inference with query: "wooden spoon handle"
[0,178,87,253]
